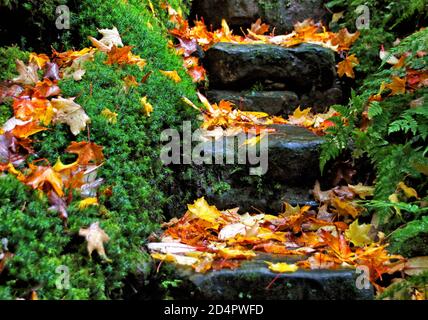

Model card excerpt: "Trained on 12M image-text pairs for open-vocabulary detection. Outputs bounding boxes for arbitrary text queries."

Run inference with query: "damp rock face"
[207,90,299,115]
[191,0,327,34]
[166,253,374,300]
[204,43,337,92]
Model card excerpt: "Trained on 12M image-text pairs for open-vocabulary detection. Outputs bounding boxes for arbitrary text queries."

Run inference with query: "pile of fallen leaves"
[0,27,156,261]
[164,4,360,82]
[149,182,428,293]
[183,92,339,141]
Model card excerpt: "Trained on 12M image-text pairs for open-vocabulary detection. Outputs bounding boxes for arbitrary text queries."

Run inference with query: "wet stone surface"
[167,253,374,300]
[204,43,337,92]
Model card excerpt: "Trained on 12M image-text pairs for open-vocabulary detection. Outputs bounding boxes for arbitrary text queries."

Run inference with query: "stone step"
[207,89,343,115]
[207,90,299,115]
[165,253,374,300]
[204,43,337,92]
[192,125,324,213]
[191,0,327,34]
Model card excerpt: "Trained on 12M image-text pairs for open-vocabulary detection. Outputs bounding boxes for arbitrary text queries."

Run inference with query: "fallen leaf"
[345,220,373,247]
[160,70,181,83]
[65,141,104,165]
[385,76,406,95]
[141,96,153,117]
[13,60,39,85]
[25,164,64,196]
[187,197,222,227]
[348,183,374,199]
[89,26,124,52]
[397,181,419,199]
[51,97,91,135]
[101,108,118,124]
[29,53,50,68]
[79,222,110,260]
[78,197,99,210]
[265,261,298,273]
[337,54,359,78]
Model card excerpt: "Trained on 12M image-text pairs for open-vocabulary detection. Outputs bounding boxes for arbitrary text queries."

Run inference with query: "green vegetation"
[0,0,199,299]
[323,0,428,298]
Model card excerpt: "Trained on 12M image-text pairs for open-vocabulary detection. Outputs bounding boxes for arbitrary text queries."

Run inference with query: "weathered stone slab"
[207,90,299,115]
[191,0,327,34]
[204,43,336,92]
[167,253,374,300]
[199,125,324,186]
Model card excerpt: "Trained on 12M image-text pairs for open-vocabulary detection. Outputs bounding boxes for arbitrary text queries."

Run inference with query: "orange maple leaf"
[385,76,406,95]
[24,163,64,196]
[65,141,105,165]
[337,54,360,78]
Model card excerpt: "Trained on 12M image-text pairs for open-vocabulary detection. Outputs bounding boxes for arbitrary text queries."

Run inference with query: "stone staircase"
[160,0,372,300]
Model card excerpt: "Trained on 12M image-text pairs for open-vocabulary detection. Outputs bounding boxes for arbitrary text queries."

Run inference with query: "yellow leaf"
[348,183,374,199]
[265,261,298,273]
[140,96,153,117]
[331,197,361,218]
[29,53,50,68]
[151,253,199,266]
[398,181,419,199]
[160,70,181,83]
[79,197,99,210]
[101,108,118,124]
[388,193,401,216]
[287,107,314,127]
[331,11,344,23]
[345,220,373,247]
[53,158,78,172]
[218,248,256,259]
[187,197,222,227]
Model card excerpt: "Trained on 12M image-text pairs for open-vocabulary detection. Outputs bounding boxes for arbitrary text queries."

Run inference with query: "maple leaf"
[331,28,360,51]
[11,121,48,138]
[78,197,99,210]
[13,98,53,125]
[160,70,181,83]
[385,76,406,95]
[79,222,110,261]
[13,60,39,86]
[337,54,359,78]
[25,163,64,196]
[62,51,95,81]
[141,96,154,117]
[51,97,91,135]
[65,141,104,165]
[33,79,61,99]
[345,220,373,247]
[105,45,133,65]
[187,197,222,228]
[287,107,314,127]
[89,26,124,52]
[101,108,118,124]
[265,261,298,273]
[249,19,270,35]
[312,181,332,203]
[331,196,361,218]
[29,53,50,69]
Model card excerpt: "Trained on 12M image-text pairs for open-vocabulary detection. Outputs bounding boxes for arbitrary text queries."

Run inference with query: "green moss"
[0,0,199,299]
